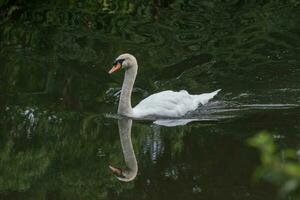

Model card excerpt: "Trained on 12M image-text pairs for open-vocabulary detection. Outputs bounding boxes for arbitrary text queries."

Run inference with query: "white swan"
[108,53,221,119]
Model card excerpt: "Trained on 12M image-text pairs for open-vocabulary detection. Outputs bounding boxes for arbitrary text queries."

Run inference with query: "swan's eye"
[113,59,125,66]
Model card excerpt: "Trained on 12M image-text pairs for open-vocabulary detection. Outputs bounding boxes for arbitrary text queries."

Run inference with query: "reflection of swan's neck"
[111,118,137,182]
[118,66,137,116]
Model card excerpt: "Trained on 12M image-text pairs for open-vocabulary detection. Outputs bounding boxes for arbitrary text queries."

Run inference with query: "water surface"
[1,0,300,199]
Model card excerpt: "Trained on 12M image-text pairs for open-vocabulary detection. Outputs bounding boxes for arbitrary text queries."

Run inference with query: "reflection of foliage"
[0,106,137,198]
[1,0,300,108]
[0,140,50,191]
[164,126,189,157]
[248,132,300,197]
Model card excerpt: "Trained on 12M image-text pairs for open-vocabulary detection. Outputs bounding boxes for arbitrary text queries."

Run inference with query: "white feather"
[132,89,221,118]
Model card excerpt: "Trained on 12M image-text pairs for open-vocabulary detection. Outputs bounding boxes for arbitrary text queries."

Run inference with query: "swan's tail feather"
[194,89,221,105]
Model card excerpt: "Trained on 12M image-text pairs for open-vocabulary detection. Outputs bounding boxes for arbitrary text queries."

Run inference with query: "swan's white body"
[132,89,221,118]
[109,53,221,120]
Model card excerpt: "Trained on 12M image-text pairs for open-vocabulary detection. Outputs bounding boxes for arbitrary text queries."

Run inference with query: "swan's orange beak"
[108,63,121,74]
[109,165,122,176]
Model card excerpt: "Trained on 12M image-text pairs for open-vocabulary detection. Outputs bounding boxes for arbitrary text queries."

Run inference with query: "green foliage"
[248,132,300,197]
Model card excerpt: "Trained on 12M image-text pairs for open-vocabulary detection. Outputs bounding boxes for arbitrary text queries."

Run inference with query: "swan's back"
[132,89,221,118]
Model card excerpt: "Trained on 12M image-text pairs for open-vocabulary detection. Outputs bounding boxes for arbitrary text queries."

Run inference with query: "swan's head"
[108,53,137,74]
[109,165,137,182]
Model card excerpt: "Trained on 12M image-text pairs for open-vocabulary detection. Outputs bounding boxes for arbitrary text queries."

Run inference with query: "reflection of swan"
[109,118,137,182]
[108,53,221,119]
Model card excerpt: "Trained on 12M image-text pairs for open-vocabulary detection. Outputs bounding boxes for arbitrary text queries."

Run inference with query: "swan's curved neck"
[118,66,137,116]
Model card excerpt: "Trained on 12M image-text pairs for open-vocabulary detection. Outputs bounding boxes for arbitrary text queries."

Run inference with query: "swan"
[108,53,221,119]
[109,118,137,182]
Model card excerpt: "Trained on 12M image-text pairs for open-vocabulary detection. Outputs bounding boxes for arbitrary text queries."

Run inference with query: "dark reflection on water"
[1,106,300,199]
[1,0,300,199]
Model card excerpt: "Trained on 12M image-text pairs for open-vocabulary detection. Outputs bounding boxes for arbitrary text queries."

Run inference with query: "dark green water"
[1,0,300,199]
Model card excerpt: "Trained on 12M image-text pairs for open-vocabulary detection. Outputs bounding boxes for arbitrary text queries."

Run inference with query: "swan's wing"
[193,89,221,105]
[132,90,198,118]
